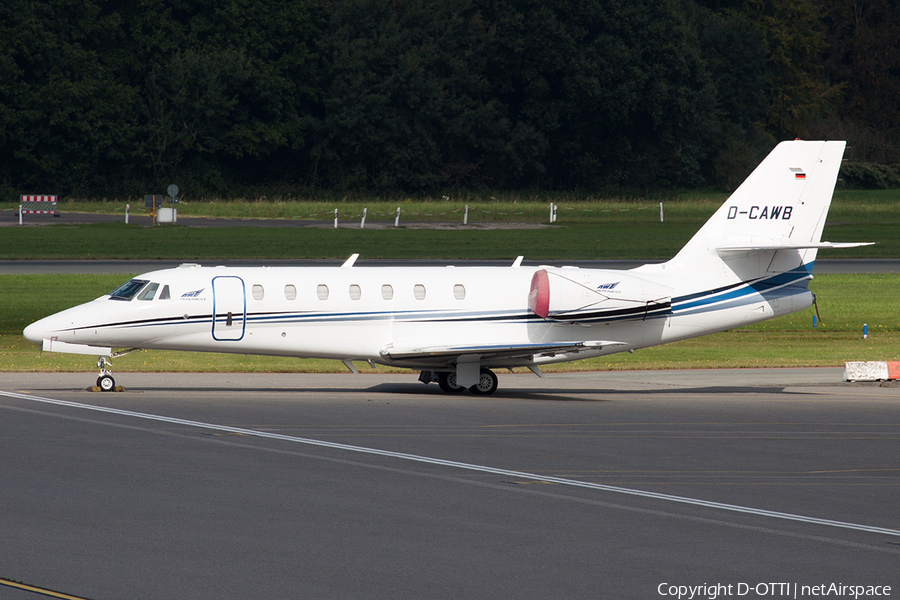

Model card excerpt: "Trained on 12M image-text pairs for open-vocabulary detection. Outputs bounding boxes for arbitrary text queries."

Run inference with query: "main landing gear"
[97,357,115,392]
[437,371,466,393]
[425,368,499,395]
[469,369,499,395]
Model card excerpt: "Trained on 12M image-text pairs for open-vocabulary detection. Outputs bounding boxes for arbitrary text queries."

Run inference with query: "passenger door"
[212,276,246,341]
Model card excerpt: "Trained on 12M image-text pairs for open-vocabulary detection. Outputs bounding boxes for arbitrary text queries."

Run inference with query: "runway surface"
[2,208,320,229]
[1,369,898,599]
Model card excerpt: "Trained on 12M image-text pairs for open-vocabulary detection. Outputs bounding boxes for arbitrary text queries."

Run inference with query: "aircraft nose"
[24,318,51,344]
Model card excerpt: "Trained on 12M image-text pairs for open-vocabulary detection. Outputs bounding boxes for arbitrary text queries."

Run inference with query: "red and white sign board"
[19,195,58,224]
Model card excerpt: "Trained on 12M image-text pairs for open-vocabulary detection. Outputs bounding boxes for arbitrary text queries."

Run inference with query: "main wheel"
[468,369,498,395]
[437,371,465,393]
[97,374,116,392]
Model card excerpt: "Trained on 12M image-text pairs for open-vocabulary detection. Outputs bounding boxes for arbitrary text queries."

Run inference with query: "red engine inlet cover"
[529,269,550,318]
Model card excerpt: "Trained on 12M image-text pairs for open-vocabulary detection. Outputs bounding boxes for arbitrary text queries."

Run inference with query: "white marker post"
[395,207,401,227]
[660,202,664,223]
[361,208,367,229]
[334,208,339,229]
[464,205,468,225]
[125,204,130,224]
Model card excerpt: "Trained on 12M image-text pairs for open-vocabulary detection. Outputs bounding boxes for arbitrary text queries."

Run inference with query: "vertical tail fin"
[659,140,847,282]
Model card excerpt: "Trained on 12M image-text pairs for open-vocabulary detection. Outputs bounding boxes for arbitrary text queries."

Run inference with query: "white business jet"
[24,140,870,393]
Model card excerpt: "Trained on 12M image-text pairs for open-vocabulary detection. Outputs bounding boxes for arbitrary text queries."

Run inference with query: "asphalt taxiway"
[1,369,898,599]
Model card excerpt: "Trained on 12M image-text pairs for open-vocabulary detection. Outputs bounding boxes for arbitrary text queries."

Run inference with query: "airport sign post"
[144,195,162,225]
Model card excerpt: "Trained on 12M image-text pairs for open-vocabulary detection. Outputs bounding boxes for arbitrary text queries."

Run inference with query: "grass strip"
[1,191,897,259]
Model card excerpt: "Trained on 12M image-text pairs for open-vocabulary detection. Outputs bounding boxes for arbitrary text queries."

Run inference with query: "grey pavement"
[1,369,898,599]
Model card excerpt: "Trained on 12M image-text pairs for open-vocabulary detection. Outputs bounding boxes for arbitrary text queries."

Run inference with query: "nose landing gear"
[91,349,139,391]
[96,357,116,392]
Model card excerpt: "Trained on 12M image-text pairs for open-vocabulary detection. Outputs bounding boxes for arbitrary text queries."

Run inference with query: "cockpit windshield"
[108,279,149,301]
[138,282,159,301]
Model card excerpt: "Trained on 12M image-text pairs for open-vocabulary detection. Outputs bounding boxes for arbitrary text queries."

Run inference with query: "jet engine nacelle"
[529,269,672,322]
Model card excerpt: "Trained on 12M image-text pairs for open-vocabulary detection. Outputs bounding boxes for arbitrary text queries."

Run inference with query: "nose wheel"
[97,357,116,392]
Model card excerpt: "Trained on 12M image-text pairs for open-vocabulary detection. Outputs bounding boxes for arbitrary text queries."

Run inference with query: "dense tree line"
[1,0,899,197]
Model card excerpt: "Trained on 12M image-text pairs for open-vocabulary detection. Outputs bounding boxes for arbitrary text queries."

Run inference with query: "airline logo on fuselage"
[727,206,793,220]
[597,282,620,291]
[181,288,205,299]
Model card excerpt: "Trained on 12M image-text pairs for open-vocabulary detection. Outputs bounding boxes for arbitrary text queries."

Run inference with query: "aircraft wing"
[380,340,627,362]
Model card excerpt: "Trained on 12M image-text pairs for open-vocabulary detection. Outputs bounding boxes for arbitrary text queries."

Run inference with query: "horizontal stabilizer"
[381,340,627,362]
[716,242,874,254]
[42,339,112,357]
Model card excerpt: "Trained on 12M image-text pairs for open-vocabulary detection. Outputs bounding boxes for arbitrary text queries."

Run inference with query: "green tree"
[0,0,137,195]
[820,0,900,164]
[694,4,772,188]
[314,0,722,191]
[311,0,510,190]
[740,0,836,137]
[139,48,255,190]
[134,0,322,192]
[0,0,322,196]
[482,0,721,189]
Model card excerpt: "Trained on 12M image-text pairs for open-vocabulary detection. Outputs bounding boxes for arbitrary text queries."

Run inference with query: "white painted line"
[3,389,899,538]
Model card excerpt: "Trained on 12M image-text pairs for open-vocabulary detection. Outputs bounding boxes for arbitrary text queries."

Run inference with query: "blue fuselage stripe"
[672,264,812,313]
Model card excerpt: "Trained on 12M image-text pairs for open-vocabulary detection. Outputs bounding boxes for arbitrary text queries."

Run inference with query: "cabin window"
[284,285,297,301]
[138,282,159,301]
[317,284,329,300]
[349,284,361,300]
[381,284,393,300]
[414,284,426,300]
[252,284,265,301]
[108,279,149,301]
[453,284,466,300]
[159,285,170,300]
